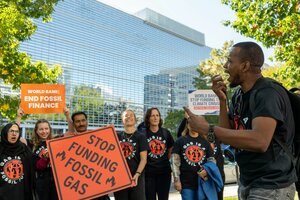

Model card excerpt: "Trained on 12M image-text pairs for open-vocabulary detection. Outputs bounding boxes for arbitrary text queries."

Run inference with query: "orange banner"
[47,126,133,200]
[20,84,65,114]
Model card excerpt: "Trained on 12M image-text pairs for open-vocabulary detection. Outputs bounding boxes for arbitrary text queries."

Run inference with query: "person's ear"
[242,61,251,72]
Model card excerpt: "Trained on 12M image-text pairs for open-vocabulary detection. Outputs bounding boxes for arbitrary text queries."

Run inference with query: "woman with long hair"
[114,109,149,200]
[0,122,35,200]
[32,119,58,200]
[143,107,174,200]
[172,114,222,200]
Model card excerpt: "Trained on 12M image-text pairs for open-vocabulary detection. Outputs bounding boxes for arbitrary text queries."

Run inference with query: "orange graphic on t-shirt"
[149,139,165,155]
[186,146,204,163]
[4,160,23,180]
[39,148,47,158]
[121,142,134,158]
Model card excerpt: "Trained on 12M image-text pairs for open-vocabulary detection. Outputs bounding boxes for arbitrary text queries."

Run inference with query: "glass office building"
[16,0,211,134]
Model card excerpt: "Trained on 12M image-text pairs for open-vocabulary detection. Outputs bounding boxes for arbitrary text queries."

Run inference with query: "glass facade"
[16,0,211,134]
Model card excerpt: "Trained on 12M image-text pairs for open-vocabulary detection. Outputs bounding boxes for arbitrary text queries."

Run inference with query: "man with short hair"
[64,109,88,135]
[184,41,296,199]
[71,111,88,133]
[64,109,110,200]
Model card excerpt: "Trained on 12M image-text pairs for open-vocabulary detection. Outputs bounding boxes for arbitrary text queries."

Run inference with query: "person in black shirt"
[177,118,225,200]
[143,107,174,200]
[32,119,58,200]
[172,116,216,200]
[0,123,35,200]
[184,41,296,199]
[114,109,149,200]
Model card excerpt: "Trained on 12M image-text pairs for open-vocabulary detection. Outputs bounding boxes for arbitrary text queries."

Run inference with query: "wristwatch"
[207,124,215,143]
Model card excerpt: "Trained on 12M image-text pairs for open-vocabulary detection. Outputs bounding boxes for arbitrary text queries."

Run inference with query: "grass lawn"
[224,197,238,200]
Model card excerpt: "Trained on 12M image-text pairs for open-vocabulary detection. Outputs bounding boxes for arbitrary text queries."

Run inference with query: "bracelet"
[136,171,141,175]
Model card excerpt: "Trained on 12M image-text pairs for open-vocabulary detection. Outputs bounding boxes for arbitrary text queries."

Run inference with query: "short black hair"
[233,41,264,68]
[71,111,87,122]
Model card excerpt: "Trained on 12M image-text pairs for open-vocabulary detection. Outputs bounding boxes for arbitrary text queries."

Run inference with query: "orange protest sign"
[20,84,65,114]
[47,126,133,200]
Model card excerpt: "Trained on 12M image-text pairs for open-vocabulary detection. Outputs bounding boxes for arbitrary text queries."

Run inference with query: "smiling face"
[36,122,51,141]
[122,110,136,127]
[7,125,20,144]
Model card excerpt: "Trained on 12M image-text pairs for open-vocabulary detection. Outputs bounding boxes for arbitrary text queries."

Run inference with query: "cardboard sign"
[188,90,220,115]
[47,126,133,200]
[20,84,65,113]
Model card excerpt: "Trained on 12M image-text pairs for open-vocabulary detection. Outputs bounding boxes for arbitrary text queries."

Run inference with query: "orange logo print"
[4,159,23,181]
[149,139,165,155]
[185,146,204,163]
[39,148,47,158]
[121,142,133,158]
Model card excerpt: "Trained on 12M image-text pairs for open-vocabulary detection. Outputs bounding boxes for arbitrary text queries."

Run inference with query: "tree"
[222,0,300,68]
[194,41,233,90]
[0,0,62,120]
[164,110,185,139]
[262,65,300,89]
[194,41,236,100]
[70,85,104,124]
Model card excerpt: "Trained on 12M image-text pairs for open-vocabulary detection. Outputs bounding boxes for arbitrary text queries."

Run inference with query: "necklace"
[123,131,135,141]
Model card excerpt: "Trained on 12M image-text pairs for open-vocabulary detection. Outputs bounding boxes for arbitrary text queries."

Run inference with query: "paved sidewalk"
[167,184,238,200]
[109,184,238,200]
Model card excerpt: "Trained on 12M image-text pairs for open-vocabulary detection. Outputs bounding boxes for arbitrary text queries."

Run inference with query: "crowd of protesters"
[0,41,297,200]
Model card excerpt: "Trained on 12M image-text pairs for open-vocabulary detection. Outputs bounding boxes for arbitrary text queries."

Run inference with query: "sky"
[98,0,275,65]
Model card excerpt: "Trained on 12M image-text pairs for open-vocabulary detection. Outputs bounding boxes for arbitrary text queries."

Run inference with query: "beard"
[228,73,241,88]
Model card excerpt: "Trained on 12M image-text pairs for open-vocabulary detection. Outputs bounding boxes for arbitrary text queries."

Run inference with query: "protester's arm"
[171,153,182,191]
[15,107,24,127]
[132,150,147,186]
[184,107,276,152]
[214,117,276,152]
[64,107,76,136]
[211,75,233,129]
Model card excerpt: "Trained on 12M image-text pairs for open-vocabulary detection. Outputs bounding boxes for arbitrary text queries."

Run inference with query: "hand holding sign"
[47,126,132,200]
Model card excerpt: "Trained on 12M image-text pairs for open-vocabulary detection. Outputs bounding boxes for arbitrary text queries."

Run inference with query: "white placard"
[188,90,220,115]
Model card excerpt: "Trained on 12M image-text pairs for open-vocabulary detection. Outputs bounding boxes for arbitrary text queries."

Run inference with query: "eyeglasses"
[9,130,19,134]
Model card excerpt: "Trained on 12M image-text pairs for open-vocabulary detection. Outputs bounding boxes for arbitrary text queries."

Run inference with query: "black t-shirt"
[229,79,297,188]
[143,128,174,174]
[172,135,213,189]
[33,141,52,173]
[118,131,149,176]
[0,154,26,200]
[210,139,225,179]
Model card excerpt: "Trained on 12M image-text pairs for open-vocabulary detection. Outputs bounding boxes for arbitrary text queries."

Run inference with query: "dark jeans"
[181,189,198,200]
[114,175,146,200]
[238,183,295,200]
[145,172,171,200]
[36,172,58,200]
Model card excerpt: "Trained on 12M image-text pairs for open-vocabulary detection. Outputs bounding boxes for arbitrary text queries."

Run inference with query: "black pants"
[36,172,58,200]
[145,172,171,200]
[114,175,146,200]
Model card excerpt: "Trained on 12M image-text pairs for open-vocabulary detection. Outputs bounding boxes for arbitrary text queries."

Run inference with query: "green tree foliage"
[70,85,104,123]
[222,0,300,67]
[0,0,62,120]
[194,41,233,89]
[164,110,185,139]
[262,65,300,88]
